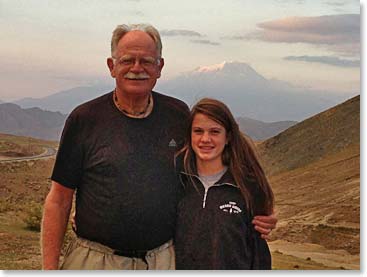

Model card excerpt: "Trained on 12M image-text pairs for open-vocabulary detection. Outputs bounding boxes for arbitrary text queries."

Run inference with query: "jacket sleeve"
[250,224,272,269]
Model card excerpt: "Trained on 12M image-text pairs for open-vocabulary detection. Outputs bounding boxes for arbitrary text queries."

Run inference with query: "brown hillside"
[0,134,59,269]
[0,133,58,159]
[256,96,360,269]
[267,143,359,269]
[0,158,55,269]
[257,95,359,176]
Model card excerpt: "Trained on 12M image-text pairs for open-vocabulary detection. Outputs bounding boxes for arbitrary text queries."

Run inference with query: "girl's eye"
[193,129,203,134]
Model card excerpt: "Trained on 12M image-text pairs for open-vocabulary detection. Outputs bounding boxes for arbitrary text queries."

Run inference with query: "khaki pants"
[60,237,175,270]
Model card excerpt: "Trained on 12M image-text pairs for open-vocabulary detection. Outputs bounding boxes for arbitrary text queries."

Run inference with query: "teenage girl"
[175,98,274,269]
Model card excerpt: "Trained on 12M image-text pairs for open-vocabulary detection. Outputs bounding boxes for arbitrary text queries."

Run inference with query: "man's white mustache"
[124,72,150,80]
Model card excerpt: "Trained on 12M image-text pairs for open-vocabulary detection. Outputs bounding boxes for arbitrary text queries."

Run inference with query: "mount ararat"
[12,61,356,122]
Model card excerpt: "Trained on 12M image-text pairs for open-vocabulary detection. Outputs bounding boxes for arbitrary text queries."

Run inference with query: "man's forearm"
[41,197,71,270]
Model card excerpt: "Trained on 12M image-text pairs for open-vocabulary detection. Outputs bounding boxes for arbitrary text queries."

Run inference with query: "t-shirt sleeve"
[51,113,84,189]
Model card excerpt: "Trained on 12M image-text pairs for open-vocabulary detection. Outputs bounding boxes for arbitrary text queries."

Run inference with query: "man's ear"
[157,58,164,78]
[107,58,116,78]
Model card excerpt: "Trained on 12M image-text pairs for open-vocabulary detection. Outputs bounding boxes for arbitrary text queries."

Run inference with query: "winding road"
[0,146,57,163]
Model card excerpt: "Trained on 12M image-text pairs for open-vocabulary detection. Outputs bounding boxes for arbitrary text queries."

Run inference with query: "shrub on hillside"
[0,199,12,213]
[23,201,43,231]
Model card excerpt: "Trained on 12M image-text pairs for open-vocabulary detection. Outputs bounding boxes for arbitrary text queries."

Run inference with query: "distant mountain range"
[13,85,111,115]
[3,61,357,141]
[0,103,67,141]
[0,102,294,141]
[237,117,296,141]
[12,61,357,122]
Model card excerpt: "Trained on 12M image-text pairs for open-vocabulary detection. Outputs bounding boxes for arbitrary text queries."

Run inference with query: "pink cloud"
[242,14,359,56]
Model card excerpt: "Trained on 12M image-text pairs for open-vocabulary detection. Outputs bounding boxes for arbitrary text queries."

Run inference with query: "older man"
[41,23,276,270]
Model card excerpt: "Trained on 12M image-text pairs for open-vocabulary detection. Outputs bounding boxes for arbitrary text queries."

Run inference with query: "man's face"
[107,30,164,97]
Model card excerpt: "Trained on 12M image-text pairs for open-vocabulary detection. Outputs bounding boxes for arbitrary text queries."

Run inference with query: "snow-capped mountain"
[156,61,354,121]
[11,61,356,122]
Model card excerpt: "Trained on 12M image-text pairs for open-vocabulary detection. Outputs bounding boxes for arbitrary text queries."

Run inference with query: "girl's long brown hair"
[178,98,274,215]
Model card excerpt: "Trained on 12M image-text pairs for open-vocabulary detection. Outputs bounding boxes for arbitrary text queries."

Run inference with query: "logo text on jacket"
[219,201,242,214]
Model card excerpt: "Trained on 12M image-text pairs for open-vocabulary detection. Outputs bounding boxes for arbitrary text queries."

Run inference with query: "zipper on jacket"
[202,183,237,209]
[180,171,239,209]
[202,187,209,208]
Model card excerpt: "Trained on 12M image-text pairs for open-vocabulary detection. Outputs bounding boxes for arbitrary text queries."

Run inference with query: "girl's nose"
[201,132,211,142]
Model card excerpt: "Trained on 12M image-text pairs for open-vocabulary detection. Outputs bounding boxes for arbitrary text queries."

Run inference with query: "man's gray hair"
[111,24,162,58]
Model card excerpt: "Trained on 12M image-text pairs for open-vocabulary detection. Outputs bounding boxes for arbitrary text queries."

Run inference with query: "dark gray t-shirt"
[52,91,189,250]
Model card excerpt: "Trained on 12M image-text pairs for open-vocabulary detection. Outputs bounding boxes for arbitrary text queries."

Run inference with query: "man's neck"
[114,89,153,117]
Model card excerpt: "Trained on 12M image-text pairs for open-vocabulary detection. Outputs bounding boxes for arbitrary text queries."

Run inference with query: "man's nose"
[130,59,145,72]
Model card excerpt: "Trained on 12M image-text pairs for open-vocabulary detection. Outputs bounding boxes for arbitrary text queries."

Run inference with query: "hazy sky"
[0,0,361,101]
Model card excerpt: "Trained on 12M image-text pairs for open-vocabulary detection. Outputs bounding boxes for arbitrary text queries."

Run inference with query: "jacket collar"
[180,169,239,188]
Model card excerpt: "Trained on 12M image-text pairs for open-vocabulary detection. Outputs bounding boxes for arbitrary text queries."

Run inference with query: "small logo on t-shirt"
[219,201,242,214]
[168,139,177,148]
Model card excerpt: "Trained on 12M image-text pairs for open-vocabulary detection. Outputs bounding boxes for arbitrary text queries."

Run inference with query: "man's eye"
[142,59,154,65]
[121,59,134,65]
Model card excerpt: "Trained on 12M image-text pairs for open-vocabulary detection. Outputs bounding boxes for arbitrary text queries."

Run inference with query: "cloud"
[235,14,359,56]
[223,35,247,40]
[324,1,347,7]
[274,0,305,4]
[133,11,144,16]
[284,55,360,67]
[160,29,203,37]
[190,39,220,46]
[328,43,360,57]
[255,14,359,43]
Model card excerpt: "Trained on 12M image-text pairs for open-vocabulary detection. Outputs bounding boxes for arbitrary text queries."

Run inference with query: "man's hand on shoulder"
[252,213,277,240]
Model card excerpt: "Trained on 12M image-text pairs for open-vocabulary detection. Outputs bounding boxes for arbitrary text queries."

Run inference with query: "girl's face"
[191,113,228,168]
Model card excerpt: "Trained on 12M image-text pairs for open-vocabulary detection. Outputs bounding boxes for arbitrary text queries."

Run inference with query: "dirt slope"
[257,95,360,269]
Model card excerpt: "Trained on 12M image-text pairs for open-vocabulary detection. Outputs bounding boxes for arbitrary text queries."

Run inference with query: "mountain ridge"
[0,103,67,141]
[257,94,360,175]
[14,85,112,115]
[238,117,297,141]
